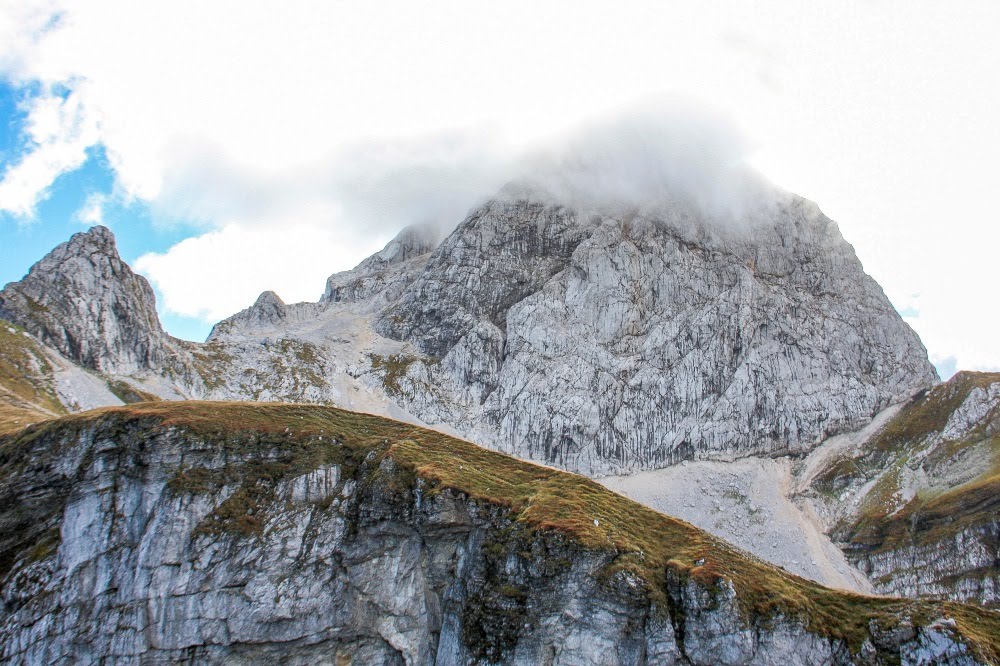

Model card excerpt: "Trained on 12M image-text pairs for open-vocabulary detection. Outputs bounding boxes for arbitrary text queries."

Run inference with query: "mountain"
[199,186,939,477]
[370,191,937,474]
[796,371,1000,607]
[0,226,174,376]
[0,179,986,622]
[1,187,937,478]
[0,186,960,591]
[1,402,997,664]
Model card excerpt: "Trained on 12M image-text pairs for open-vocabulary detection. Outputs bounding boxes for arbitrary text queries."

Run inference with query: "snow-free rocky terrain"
[0,177,997,663]
[1,402,998,664]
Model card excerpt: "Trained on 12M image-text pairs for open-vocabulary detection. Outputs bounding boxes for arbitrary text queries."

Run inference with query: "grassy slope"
[3,401,999,661]
[0,320,65,434]
[814,371,1000,554]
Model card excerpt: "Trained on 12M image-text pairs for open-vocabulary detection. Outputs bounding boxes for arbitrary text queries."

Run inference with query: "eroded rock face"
[852,524,1000,607]
[376,200,595,358]
[376,193,937,474]
[0,409,985,665]
[0,226,174,375]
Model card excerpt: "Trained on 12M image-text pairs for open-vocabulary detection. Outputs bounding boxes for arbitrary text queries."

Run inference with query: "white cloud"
[74,191,106,225]
[135,220,388,322]
[0,89,99,216]
[1,1,999,372]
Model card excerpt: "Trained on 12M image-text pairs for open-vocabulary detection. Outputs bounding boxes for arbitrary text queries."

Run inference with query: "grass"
[104,378,162,404]
[0,320,63,415]
[3,400,999,661]
[0,402,51,436]
[367,353,419,395]
[815,372,1000,559]
[0,320,64,433]
[867,372,1000,456]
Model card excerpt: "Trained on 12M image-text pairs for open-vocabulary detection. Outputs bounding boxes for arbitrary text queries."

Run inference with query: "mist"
[331,99,770,244]
[514,100,765,222]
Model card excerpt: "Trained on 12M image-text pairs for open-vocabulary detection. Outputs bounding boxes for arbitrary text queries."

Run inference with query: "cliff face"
[372,192,936,474]
[798,372,1000,607]
[0,188,937,476]
[0,227,175,376]
[1,403,995,665]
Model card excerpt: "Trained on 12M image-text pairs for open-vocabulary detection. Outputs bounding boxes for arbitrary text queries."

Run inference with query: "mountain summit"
[0,226,172,375]
[1,182,938,476]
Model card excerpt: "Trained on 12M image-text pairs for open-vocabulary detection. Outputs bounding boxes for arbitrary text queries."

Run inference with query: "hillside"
[799,371,1000,606]
[1,401,997,664]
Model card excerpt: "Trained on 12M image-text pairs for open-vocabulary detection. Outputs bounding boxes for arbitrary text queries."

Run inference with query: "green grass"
[104,378,162,404]
[816,372,1000,559]
[0,319,64,432]
[3,400,998,661]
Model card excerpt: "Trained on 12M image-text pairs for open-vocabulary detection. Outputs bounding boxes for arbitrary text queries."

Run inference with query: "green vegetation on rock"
[2,400,998,661]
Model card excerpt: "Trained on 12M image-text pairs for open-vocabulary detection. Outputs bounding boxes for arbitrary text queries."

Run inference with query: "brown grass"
[5,400,997,661]
[0,321,63,417]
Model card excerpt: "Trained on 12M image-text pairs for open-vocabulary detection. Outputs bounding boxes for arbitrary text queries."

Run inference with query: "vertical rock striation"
[376,191,937,474]
[0,226,174,375]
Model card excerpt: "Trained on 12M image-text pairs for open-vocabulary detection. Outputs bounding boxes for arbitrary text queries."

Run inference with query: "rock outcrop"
[798,371,1000,607]
[207,290,289,341]
[0,227,175,376]
[1,402,996,665]
[323,223,442,307]
[373,191,937,474]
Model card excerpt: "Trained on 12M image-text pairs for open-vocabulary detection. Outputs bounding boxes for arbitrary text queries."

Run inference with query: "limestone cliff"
[1,402,996,665]
[371,191,937,474]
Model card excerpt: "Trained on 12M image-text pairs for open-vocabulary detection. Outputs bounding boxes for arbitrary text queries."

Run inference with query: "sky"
[0,2,998,378]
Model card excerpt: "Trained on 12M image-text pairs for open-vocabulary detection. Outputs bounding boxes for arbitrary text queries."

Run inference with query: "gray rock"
[0,408,985,665]
[377,191,937,474]
[207,290,288,341]
[0,226,175,375]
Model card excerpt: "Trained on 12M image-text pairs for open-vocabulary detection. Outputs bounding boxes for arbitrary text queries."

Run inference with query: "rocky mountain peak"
[361,223,442,269]
[372,187,938,473]
[0,225,172,375]
[207,290,289,341]
[321,222,443,306]
[67,223,116,252]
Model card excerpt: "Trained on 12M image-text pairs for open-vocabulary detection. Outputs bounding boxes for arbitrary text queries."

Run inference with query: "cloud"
[135,222,388,322]
[128,98,759,323]
[74,191,106,225]
[0,89,98,217]
[514,100,760,221]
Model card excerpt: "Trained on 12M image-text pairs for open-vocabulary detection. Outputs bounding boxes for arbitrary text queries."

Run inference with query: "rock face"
[798,371,1000,607]
[323,223,442,307]
[0,187,938,477]
[373,191,937,474]
[0,227,175,375]
[1,403,994,665]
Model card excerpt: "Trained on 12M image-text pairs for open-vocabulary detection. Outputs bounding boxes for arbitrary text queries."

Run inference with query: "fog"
[332,99,770,243]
